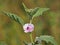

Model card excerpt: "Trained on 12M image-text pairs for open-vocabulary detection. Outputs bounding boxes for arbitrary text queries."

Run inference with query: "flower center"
[27,27,29,30]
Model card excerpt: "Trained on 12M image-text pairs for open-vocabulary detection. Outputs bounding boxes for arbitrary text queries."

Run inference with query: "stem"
[30,17,33,23]
[29,17,34,44]
[30,19,32,23]
[30,33,34,44]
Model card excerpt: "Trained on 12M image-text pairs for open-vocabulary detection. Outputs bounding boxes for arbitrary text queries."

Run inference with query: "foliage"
[2,2,58,45]
[39,35,57,45]
[22,3,49,19]
[2,11,25,26]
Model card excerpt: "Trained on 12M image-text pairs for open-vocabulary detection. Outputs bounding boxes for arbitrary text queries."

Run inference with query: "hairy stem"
[30,33,34,44]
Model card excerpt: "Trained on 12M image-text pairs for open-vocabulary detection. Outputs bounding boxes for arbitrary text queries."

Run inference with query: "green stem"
[30,17,33,23]
[30,20,32,24]
[30,33,34,44]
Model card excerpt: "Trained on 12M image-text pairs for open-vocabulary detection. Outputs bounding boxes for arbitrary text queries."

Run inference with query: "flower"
[23,23,34,33]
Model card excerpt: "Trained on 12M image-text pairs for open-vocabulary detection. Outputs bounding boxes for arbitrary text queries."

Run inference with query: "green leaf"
[22,3,49,20]
[23,41,28,45]
[29,7,39,16]
[2,11,25,26]
[39,35,57,45]
[32,8,50,18]
[22,2,32,20]
[22,2,31,13]
[22,3,39,15]
[26,7,39,20]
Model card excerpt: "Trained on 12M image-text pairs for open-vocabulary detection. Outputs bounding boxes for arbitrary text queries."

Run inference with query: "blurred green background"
[0,0,60,45]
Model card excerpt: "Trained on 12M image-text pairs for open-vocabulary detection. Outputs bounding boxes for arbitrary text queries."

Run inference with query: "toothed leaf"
[3,11,25,26]
[39,35,57,45]
[32,8,49,18]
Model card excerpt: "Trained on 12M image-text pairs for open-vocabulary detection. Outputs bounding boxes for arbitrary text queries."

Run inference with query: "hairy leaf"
[22,3,49,20]
[22,2,32,20]
[39,35,57,45]
[23,41,28,45]
[22,2,30,13]
[32,8,49,18]
[22,2,38,15]
[2,11,24,26]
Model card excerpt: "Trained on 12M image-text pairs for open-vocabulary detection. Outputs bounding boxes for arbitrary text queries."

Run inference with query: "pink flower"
[23,23,34,33]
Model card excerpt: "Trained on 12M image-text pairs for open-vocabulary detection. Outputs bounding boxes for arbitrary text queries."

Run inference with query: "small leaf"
[22,2,31,13]
[22,3,39,16]
[29,7,39,16]
[39,35,57,45]
[2,11,25,26]
[22,3,49,19]
[22,2,32,20]
[35,37,41,44]
[34,37,42,45]
[26,7,39,20]
[32,8,50,18]
[23,41,28,45]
